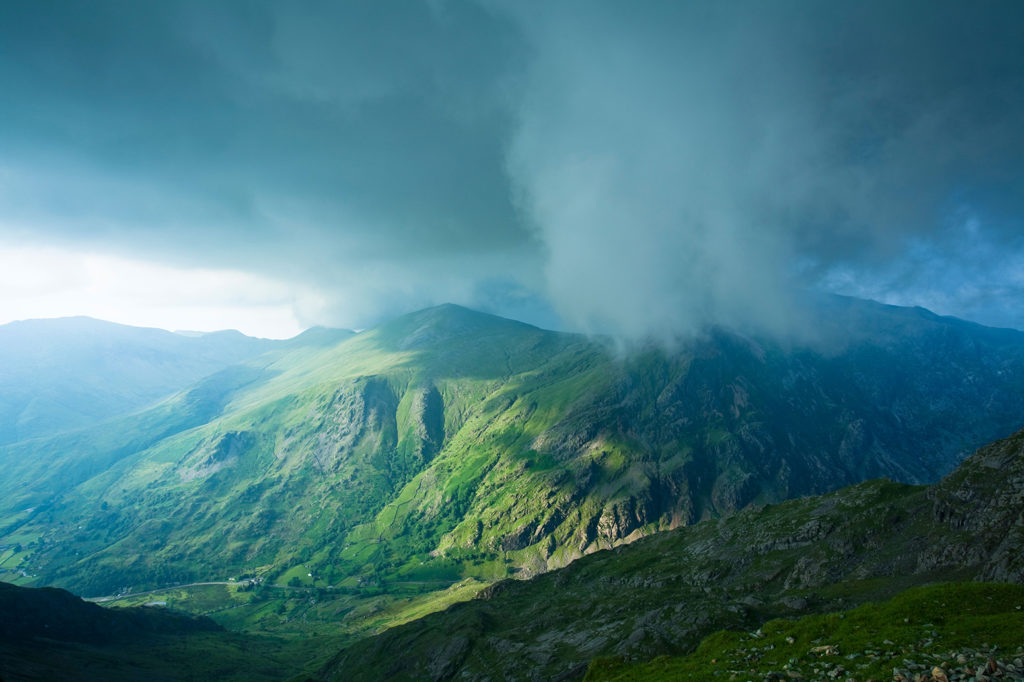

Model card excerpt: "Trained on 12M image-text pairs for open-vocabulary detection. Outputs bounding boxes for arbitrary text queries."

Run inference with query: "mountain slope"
[2,426,1022,682]
[0,580,328,681]
[3,300,1024,605]
[589,582,1024,681]
[0,316,284,445]
[0,579,221,643]
[322,426,1024,680]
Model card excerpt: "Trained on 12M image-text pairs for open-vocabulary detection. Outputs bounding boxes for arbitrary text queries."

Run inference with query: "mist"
[1,1,1022,336]
[501,1,1024,338]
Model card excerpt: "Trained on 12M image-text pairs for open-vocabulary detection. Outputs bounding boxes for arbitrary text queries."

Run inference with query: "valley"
[2,419,1023,680]
[2,300,1024,680]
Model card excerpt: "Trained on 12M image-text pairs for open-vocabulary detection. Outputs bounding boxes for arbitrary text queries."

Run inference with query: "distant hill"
[0,317,281,445]
[0,579,221,643]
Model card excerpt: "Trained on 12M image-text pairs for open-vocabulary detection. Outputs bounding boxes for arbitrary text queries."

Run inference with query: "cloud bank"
[1,1,1022,336]
[501,0,1024,336]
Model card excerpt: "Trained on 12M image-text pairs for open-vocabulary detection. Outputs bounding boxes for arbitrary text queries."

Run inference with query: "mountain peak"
[414,302,530,325]
[283,325,356,348]
[373,303,541,351]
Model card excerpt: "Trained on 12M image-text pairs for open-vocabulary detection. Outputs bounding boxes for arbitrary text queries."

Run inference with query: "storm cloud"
[502,0,1024,335]
[1,1,1022,335]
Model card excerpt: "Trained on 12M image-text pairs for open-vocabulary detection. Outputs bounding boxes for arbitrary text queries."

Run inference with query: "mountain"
[2,299,1024,604]
[0,580,323,681]
[0,579,222,644]
[2,419,1021,681]
[0,316,282,445]
[321,426,1024,680]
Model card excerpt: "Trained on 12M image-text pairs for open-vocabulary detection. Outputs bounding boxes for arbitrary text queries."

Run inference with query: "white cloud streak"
[0,243,324,338]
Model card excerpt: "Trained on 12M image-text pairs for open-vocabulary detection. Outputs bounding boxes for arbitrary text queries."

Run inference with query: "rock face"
[927,428,1024,583]
[178,431,253,481]
[323,426,1024,681]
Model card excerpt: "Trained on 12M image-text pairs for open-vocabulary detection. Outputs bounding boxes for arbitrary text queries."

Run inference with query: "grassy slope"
[320,428,1024,680]
[587,582,1024,681]
[2,429,1022,681]
[0,306,596,594]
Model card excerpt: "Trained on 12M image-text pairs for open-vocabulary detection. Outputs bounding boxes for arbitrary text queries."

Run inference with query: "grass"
[97,574,493,644]
[586,582,1024,681]
[276,564,319,587]
[0,626,339,682]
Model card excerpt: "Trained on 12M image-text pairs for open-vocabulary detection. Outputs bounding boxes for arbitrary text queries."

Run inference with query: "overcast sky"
[1,1,1022,338]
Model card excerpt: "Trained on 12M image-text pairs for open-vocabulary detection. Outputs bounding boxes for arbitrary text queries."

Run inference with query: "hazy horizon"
[6,290,1024,343]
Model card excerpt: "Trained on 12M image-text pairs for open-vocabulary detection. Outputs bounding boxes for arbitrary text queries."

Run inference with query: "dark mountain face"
[0,580,221,644]
[0,316,280,445]
[559,305,1024,531]
[0,581,312,682]
[2,299,1023,604]
[322,427,1024,681]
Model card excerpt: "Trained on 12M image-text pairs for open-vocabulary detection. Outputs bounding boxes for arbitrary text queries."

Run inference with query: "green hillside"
[322,427,1024,680]
[2,301,1024,648]
[1,424,1022,681]
[587,582,1024,681]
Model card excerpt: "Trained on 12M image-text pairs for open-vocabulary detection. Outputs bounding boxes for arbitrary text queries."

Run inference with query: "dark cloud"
[499,0,1024,335]
[0,0,535,326]
[1,1,1022,333]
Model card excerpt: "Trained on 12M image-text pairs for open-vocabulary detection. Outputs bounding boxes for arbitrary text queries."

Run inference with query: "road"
[84,577,456,603]
[84,581,243,603]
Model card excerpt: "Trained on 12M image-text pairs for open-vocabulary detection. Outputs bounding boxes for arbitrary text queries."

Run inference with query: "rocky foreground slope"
[590,582,1024,681]
[323,427,1024,680]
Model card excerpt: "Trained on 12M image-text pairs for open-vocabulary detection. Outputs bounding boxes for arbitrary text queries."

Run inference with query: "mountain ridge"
[2,301,1024,679]
[2,423,1022,681]
[3,296,1024,608]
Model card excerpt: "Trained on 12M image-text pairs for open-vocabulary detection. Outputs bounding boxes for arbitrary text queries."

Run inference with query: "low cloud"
[1,1,1023,335]
[501,1,1024,336]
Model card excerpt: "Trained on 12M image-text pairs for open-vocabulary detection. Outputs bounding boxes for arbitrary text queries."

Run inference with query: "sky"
[1,0,1023,339]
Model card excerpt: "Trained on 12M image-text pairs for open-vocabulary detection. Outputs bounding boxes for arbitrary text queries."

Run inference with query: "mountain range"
[0,317,279,445]
[2,298,1024,680]
[326,425,1024,680]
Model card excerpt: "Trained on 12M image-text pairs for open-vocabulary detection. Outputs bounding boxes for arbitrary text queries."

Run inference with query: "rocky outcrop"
[927,429,1024,583]
[323,427,1024,681]
[177,430,253,481]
